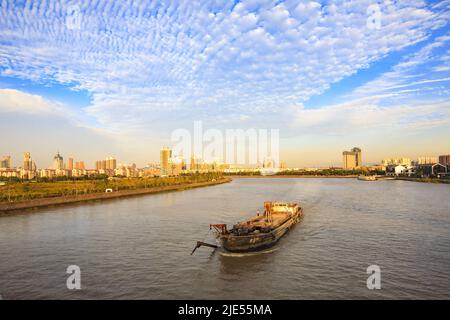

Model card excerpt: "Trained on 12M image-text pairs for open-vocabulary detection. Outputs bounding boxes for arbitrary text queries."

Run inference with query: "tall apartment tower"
[68,158,74,170]
[160,147,172,174]
[0,155,12,168]
[439,155,450,166]
[418,156,437,165]
[342,147,362,169]
[23,152,32,170]
[52,152,64,170]
[106,157,117,170]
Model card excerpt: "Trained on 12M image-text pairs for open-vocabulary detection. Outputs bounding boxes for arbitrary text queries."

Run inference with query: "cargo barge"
[357,175,377,181]
[192,202,303,254]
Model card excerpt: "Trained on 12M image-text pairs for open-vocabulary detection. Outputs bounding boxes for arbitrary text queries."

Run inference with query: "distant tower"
[53,151,64,170]
[23,152,35,170]
[352,147,362,167]
[160,147,172,174]
[106,157,117,170]
[342,147,362,169]
[1,155,12,168]
[68,158,74,170]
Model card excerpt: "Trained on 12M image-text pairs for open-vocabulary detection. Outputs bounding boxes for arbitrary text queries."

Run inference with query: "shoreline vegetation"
[232,175,450,183]
[226,169,449,184]
[1,172,448,215]
[394,177,450,184]
[231,175,359,178]
[0,173,229,214]
[224,168,384,177]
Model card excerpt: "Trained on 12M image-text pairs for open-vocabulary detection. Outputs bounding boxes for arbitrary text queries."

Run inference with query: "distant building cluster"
[1,146,449,180]
[381,158,412,167]
[0,152,118,180]
[0,147,239,180]
[382,154,450,177]
[418,156,438,165]
[339,147,450,177]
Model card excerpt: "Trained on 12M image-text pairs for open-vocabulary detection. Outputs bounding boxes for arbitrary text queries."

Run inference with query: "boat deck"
[234,213,289,229]
[234,203,299,230]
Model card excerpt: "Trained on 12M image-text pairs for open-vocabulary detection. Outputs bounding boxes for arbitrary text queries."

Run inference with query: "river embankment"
[395,177,450,184]
[0,177,231,214]
[229,175,358,178]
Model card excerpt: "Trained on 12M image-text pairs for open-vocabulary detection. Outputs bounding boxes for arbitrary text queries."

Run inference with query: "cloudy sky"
[0,0,449,168]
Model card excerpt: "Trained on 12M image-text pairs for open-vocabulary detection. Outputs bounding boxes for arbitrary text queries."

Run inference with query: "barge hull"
[220,208,302,252]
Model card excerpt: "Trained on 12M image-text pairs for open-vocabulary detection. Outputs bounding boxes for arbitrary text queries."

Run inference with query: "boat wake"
[219,247,279,257]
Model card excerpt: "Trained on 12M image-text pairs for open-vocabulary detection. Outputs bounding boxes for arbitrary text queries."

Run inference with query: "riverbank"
[0,177,231,214]
[229,175,358,178]
[231,175,450,183]
[395,177,450,184]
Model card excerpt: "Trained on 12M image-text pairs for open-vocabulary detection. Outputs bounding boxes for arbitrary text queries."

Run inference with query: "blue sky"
[0,0,449,167]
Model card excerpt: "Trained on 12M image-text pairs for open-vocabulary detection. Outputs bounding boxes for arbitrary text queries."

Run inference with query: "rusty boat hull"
[216,202,303,253]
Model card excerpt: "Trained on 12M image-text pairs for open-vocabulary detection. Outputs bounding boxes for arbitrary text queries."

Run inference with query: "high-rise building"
[68,158,74,170]
[22,152,36,171]
[160,147,172,174]
[52,152,64,170]
[169,157,183,176]
[23,152,32,170]
[438,155,450,166]
[381,158,411,167]
[106,157,117,170]
[94,157,116,171]
[190,155,197,171]
[418,156,437,165]
[342,147,362,169]
[0,155,12,168]
[73,161,85,170]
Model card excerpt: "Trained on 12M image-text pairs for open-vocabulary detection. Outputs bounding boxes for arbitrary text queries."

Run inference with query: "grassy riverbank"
[0,173,229,213]
[232,175,358,178]
[225,168,383,177]
[395,177,450,184]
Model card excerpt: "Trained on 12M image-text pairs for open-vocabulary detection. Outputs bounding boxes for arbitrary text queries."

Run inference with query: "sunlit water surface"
[0,178,449,299]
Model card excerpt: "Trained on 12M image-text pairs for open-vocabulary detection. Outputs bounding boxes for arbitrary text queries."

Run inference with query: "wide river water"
[0,178,449,299]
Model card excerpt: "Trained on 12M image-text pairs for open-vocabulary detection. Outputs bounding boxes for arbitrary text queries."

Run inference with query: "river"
[0,178,449,299]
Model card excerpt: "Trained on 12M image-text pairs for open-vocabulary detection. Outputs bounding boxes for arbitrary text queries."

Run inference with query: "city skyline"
[1,147,449,170]
[0,1,449,166]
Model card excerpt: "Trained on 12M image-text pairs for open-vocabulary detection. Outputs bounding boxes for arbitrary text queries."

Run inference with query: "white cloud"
[293,97,450,134]
[0,88,119,141]
[0,0,447,134]
[0,0,449,166]
[291,33,450,137]
[0,89,63,115]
